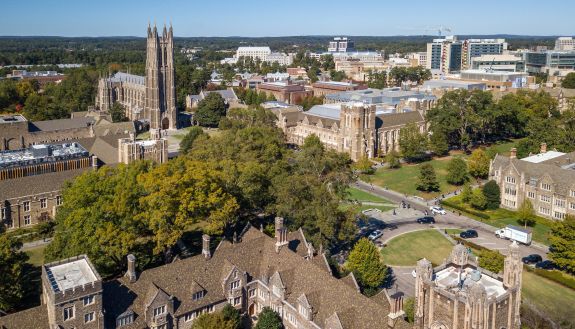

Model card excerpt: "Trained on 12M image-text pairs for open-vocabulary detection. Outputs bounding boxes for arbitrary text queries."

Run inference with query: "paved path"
[21,238,52,251]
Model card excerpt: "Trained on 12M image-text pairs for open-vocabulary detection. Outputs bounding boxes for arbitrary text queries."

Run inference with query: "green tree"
[195,93,227,127]
[467,149,490,179]
[399,123,427,162]
[110,102,128,123]
[255,307,284,329]
[367,70,387,89]
[429,131,449,156]
[191,304,240,329]
[461,184,473,203]
[0,235,30,312]
[470,189,487,210]
[385,150,401,169]
[179,126,205,154]
[404,297,415,323]
[329,70,347,82]
[548,215,575,274]
[416,163,439,192]
[478,249,504,273]
[353,156,374,174]
[562,72,575,89]
[517,199,536,227]
[482,180,500,210]
[345,238,387,294]
[446,158,468,185]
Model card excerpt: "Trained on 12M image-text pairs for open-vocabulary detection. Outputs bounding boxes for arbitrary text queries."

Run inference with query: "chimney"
[510,148,517,159]
[125,254,137,283]
[275,217,288,253]
[387,294,405,328]
[202,234,211,259]
[540,143,547,154]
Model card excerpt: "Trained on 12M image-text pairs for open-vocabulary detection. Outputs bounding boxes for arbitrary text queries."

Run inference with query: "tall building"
[461,39,507,70]
[96,24,178,130]
[328,37,356,53]
[427,37,507,74]
[555,37,575,51]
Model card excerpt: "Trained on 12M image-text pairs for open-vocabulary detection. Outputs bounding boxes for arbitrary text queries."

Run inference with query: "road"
[355,180,550,297]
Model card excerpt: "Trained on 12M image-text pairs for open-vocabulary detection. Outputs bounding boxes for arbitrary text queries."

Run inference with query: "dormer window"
[153,305,166,317]
[230,280,240,290]
[192,290,204,301]
[541,183,552,191]
[299,304,308,318]
[117,311,134,327]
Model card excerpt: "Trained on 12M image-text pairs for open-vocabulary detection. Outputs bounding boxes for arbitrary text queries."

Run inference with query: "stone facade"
[490,145,575,220]
[415,242,523,329]
[96,24,178,130]
[118,130,168,164]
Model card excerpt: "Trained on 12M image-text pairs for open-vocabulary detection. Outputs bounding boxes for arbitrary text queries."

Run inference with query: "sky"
[1,0,573,37]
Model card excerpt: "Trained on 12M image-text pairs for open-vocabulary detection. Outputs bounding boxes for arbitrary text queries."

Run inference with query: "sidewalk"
[20,238,52,251]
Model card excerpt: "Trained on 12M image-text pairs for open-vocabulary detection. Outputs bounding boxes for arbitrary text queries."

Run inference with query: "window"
[248,289,256,298]
[24,215,31,226]
[540,195,551,203]
[504,187,516,196]
[63,306,75,321]
[117,313,134,327]
[230,280,240,290]
[1,208,6,220]
[554,212,566,220]
[83,295,94,306]
[84,312,95,323]
[40,198,47,209]
[192,291,204,301]
[570,202,575,210]
[505,176,516,184]
[541,183,552,191]
[287,312,297,325]
[539,207,551,216]
[207,305,214,313]
[554,198,566,208]
[56,195,63,206]
[184,313,194,322]
[153,305,166,317]
[528,191,536,199]
[571,190,575,198]
[299,304,308,318]
[232,297,241,306]
[259,289,266,300]
[23,201,30,212]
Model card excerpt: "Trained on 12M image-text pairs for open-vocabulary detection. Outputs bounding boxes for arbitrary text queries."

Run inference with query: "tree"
[110,102,128,123]
[429,131,449,156]
[461,184,473,203]
[446,158,468,185]
[404,297,415,323]
[195,93,227,127]
[0,235,29,312]
[179,126,205,153]
[255,307,284,329]
[517,199,536,227]
[562,72,575,89]
[416,163,439,192]
[353,156,374,174]
[470,189,487,210]
[478,249,504,273]
[482,180,500,210]
[385,150,401,169]
[548,215,575,274]
[191,304,240,329]
[399,123,427,162]
[345,238,387,294]
[329,70,347,82]
[367,70,387,89]
[468,149,490,179]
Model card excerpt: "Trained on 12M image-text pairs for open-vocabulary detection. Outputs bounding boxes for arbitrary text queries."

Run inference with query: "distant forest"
[0,35,558,67]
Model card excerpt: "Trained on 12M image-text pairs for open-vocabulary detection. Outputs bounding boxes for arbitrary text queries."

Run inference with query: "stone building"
[0,143,97,229]
[0,220,411,329]
[415,242,523,329]
[311,81,365,98]
[489,144,575,220]
[281,103,425,161]
[256,82,312,104]
[118,130,168,164]
[95,24,178,130]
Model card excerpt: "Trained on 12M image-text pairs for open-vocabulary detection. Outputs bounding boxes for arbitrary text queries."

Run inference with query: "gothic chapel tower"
[145,23,177,130]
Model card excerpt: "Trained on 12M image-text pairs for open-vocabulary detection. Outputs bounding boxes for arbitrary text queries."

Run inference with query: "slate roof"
[29,117,95,132]
[72,133,131,165]
[0,168,89,200]
[103,226,399,329]
[377,111,424,129]
[0,305,50,329]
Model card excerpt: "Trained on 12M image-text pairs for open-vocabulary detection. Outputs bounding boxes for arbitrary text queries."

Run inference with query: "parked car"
[430,206,446,215]
[368,230,383,241]
[411,270,417,278]
[460,230,478,239]
[522,254,542,265]
[535,260,555,270]
[417,216,436,224]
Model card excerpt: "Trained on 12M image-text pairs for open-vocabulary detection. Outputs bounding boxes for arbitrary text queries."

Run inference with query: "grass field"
[446,193,552,245]
[381,229,454,266]
[522,270,575,326]
[24,245,46,266]
[344,187,395,213]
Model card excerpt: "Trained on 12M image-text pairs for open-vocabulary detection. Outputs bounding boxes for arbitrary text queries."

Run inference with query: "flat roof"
[521,150,565,163]
[435,266,506,298]
[0,142,89,168]
[45,258,98,292]
[0,115,27,124]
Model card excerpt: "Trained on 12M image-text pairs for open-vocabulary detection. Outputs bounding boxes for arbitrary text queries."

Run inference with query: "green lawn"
[446,193,552,245]
[381,230,454,266]
[523,270,575,326]
[347,187,394,204]
[24,245,46,266]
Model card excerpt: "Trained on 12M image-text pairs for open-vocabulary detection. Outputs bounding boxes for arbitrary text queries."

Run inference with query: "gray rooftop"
[107,72,145,85]
[0,143,89,169]
[0,115,27,124]
[45,257,98,292]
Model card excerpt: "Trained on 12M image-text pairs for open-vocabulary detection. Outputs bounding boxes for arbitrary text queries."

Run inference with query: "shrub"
[440,200,490,219]
[470,189,487,210]
[478,249,504,273]
[482,180,501,210]
[446,158,468,185]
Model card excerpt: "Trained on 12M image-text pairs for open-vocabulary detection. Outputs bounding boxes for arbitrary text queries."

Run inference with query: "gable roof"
[377,111,424,129]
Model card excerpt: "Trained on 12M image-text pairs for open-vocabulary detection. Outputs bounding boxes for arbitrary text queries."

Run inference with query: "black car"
[535,260,555,270]
[522,254,543,265]
[459,230,478,239]
[417,216,435,224]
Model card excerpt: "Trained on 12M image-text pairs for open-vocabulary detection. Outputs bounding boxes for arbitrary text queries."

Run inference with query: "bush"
[404,297,415,323]
[440,200,490,219]
[478,249,504,273]
[254,307,284,329]
[470,189,487,210]
[482,180,500,210]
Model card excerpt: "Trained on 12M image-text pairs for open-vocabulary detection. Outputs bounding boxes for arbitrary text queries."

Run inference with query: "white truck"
[495,225,532,245]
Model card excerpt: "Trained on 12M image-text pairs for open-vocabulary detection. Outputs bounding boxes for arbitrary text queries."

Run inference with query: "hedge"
[440,200,490,219]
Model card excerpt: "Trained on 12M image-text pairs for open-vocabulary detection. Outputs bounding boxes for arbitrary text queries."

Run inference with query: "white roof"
[237,46,271,52]
[521,151,566,163]
[45,259,98,292]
